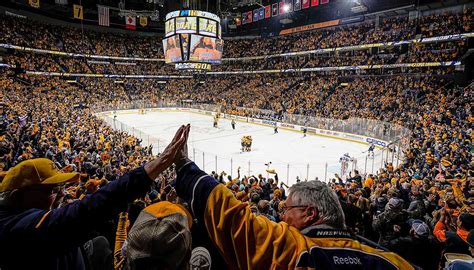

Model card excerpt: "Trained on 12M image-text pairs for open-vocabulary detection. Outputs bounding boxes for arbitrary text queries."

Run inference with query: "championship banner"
[302,0,310,9]
[242,13,247,24]
[272,3,279,16]
[139,16,148,27]
[29,0,40,8]
[73,4,83,20]
[311,0,319,6]
[294,0,301,11]
[265,5,271,18]
[320,0,329,4]
[253,9,259,22]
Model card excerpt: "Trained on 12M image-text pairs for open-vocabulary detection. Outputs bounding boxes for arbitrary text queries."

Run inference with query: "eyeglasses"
[281,204,309,213]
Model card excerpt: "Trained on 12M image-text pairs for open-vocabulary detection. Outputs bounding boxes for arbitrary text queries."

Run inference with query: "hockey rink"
[110,111,384,186]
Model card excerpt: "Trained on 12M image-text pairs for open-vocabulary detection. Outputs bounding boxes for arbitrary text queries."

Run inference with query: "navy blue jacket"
[0,167,151,270]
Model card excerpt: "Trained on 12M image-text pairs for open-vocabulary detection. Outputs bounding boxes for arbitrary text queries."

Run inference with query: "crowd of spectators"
[0,8,471,60]
[3,37,465,76]
[0,5,473,270]
[1,67,473,268]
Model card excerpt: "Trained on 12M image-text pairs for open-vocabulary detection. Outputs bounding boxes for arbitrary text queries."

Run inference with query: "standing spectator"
[372,197,409,247]
[434,211,474,255]
[172,126,414,269]
[0,126,187,270]
[388,220,442,270]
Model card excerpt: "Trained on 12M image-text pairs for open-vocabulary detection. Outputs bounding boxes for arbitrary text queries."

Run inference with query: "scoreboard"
[163,10,223,70]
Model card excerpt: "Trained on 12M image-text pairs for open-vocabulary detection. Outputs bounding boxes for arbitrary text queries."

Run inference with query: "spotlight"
[283,4,290,12]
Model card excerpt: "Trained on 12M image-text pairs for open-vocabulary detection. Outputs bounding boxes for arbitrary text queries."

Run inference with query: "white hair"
[289,180,345,229]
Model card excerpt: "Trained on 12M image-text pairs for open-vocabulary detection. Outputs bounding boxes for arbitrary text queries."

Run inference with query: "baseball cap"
[386,198,403,210]
[411,221,430,238]
[0,158,80,192]
[125,201,193,270]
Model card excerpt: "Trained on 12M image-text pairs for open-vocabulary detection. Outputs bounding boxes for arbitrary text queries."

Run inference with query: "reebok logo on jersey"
[333,255,362,265]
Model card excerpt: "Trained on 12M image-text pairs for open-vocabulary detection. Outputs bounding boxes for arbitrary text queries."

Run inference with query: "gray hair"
[289,181,345,229]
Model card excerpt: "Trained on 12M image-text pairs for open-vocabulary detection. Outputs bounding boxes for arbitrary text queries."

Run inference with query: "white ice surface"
[112,111,384,186]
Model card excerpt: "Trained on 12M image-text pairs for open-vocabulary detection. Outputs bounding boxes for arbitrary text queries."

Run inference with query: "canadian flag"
[126,16,136,30]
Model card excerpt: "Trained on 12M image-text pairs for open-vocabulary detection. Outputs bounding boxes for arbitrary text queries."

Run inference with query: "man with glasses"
[0,125,189,270]
[173,126,415,269]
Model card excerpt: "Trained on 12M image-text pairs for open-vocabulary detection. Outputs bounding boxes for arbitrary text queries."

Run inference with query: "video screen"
[189,35,223,64]
[198,18,217,37]
[165,19,175,37]
[175,17,197,34]
[162,36,182,63]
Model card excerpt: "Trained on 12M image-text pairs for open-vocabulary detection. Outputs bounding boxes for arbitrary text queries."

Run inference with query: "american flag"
[98,6,109,26]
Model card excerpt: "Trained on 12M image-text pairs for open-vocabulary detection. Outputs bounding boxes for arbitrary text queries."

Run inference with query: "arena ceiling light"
[283,4,291,13]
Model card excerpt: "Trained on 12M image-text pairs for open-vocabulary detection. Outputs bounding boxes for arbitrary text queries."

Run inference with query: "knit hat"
[125,201,193,270]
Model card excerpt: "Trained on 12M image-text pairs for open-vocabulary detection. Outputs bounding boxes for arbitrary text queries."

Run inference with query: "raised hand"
[174,124,191,168]
[144,125,188,180]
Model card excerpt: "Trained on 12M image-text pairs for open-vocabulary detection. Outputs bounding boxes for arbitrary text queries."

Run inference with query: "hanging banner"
[73,4,83,20]
[294,0,301,11]
[98,6,110,26]
[126,16,136,30]
[246,11,253,23]
[302,0,310,9]
[265,5,271,18]
[253,9,259,22]
[285,0,293,12]
[311,0,319,7]
[139,16,148,27]
[279,1,285,14]
[320,0,329,4]
[259,7,265,20]
[29,0,40,8]
[272,3,279,16]
[242,13,247,24]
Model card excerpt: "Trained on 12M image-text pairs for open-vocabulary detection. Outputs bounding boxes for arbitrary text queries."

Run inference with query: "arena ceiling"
[1,0,471,36]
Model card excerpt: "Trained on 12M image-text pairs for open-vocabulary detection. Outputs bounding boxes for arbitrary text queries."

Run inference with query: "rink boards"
[98,108,387,185]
